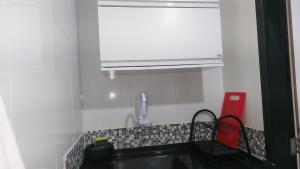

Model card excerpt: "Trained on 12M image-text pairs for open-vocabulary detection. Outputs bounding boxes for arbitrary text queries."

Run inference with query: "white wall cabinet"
[98,0,223,71]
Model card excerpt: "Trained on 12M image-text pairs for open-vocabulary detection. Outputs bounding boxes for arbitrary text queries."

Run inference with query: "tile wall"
[84,122,212,149]
[238,128,266,160]
[0,0,82,169]
[65,136,85,169]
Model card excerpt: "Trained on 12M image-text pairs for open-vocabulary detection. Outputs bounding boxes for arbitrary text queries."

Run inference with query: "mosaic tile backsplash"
[238,128,266,160]
[84,123,266,160]
[65,135,85,169]
[84,122,212,149]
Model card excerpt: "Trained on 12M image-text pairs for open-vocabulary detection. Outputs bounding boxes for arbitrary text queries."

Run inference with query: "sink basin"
[112,155,188,169]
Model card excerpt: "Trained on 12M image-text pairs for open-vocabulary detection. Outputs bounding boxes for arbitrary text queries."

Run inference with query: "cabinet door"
[98,6,223,62]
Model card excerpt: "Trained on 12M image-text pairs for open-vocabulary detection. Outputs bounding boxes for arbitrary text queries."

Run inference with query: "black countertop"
[80,143,270,169]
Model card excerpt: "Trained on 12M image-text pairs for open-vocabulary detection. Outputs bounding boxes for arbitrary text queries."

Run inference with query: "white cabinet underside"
[101,58,224,71]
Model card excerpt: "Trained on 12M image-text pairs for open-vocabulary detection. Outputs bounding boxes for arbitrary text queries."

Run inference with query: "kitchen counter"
[80,143,269,169]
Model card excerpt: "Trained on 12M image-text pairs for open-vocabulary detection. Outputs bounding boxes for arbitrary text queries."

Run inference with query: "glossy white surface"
[100,59,224,71]
[99,0,220,3]
[98,1,220,8]
[78,0,224,131]
[82,69,224,130]
[0,95,25,169]
[220,0,264,130]
[0,0,82,169]
[98,2,223,70]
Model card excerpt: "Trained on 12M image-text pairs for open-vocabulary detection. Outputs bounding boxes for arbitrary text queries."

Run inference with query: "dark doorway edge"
[255,0,297,168]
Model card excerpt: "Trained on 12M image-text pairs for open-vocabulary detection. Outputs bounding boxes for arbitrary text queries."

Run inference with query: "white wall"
[77,0,224,131]
[0,0,82,169]
[220,0,264,130]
